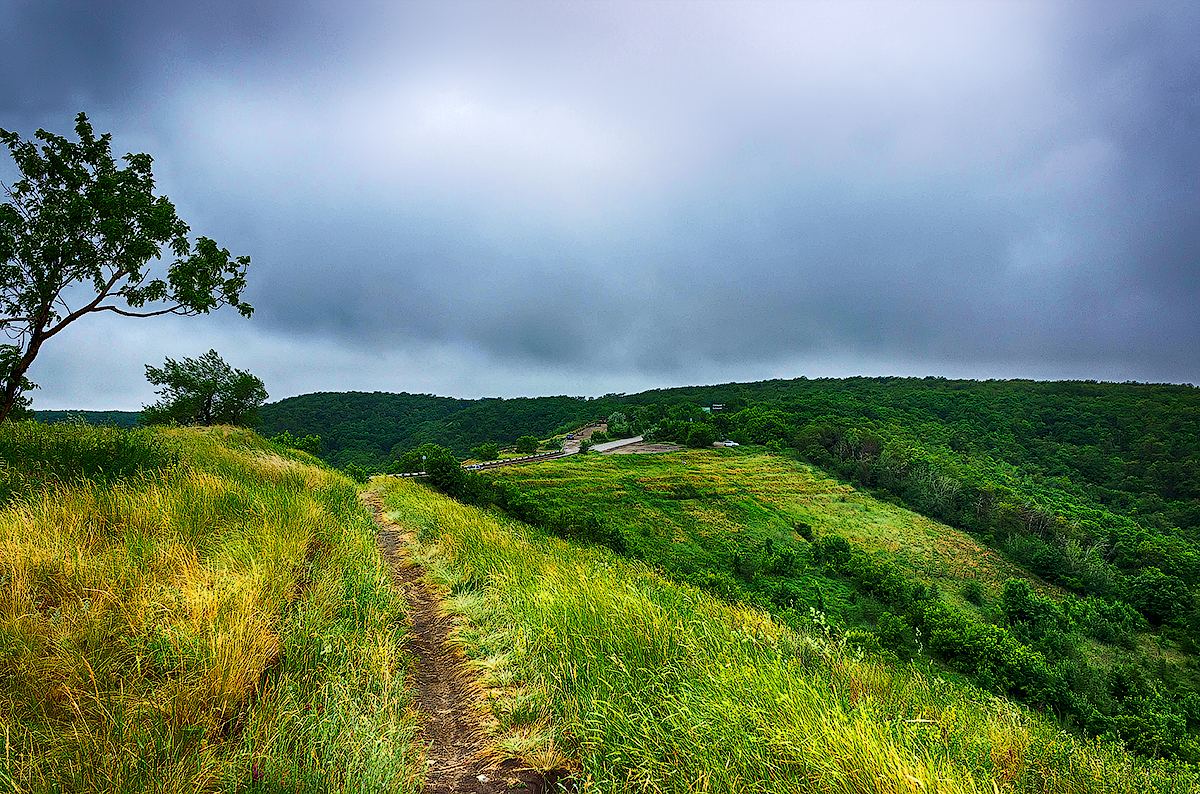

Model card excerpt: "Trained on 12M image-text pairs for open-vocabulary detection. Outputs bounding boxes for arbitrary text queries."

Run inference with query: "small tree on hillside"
[142,349,267,426]
[515,435,539,454]
[0,113,252,422]
[423,444,466,496]
[686,424,717,448]
[471,442,499,461]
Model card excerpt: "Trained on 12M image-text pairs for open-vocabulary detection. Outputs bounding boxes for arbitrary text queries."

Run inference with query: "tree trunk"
[0,335,43,423]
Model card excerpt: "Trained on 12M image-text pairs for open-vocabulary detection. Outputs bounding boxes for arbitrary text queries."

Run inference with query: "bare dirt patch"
[557,422,605,454]
[602,441,683,454]
[364,492,574,794]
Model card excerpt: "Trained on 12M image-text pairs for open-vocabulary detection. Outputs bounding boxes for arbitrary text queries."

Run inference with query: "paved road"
[589,435,644,453]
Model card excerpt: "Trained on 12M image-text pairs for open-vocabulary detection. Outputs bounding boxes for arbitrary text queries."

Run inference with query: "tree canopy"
[0,113,252,421]
[142,350,267,427]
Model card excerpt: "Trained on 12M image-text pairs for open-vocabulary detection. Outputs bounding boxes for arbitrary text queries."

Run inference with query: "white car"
[723,440,739,446]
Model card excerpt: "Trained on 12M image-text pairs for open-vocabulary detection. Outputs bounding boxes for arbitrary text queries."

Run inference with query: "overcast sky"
[1,0,1197,409]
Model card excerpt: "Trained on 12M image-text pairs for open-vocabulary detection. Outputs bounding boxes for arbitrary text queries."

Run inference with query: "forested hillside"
[255,391,611,466]
[630,378,1200,600]
[473,450,1200,762]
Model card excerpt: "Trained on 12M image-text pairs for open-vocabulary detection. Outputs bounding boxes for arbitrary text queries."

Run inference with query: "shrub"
[686,424,718,448]
[271,430,321,456]
[424,446,467,495]
[343,462,374,483]
[814,535,852,568]
[471,442,500,461]
[294,434,321,455]
[876,612,917,658]
[1127,567,1193,626]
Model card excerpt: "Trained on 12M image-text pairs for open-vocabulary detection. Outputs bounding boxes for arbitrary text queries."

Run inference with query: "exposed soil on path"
[363,492,575,794]
[602,441,682,454]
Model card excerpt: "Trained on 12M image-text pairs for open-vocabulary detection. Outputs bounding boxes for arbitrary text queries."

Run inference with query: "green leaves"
[0,113,253,420]
[142,350,267,427]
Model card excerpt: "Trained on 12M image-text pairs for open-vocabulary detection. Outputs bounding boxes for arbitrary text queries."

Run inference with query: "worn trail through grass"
[363,491,573,794]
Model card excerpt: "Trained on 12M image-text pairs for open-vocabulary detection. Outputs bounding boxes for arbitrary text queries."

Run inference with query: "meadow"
[374,474,1197,793]
[0,422,422,793]
[485,447,1048,610]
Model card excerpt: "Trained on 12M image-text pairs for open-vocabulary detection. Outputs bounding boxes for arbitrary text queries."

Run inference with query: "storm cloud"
[1,0,1197,408]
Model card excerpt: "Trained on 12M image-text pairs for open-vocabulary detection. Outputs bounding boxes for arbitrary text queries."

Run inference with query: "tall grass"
[0,422,422,793]
[376,476,1197,794]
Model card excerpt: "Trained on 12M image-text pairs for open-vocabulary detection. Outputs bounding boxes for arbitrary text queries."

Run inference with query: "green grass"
[0,422,422,793]
[375,474,1196,793]
[487,448,1049,610]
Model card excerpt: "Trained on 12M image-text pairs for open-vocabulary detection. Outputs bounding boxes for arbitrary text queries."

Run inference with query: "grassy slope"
[375,475,1195,793]
[482,447,1200,757]
[0,422,421,793]
[487,447,1053,608]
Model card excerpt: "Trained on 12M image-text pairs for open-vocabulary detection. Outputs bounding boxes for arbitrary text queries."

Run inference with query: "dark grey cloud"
[1,0,1197,408]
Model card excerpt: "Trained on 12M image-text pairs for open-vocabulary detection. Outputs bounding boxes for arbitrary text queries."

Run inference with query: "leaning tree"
[142,349,267,427]
[0,113,252,421]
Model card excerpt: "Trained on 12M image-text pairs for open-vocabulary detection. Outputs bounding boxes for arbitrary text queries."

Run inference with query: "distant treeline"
[255,391,616,467]
[34,410,142,429]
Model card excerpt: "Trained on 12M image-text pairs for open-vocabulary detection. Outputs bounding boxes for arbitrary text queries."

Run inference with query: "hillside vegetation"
[460,448,1197,761]
[255,392,607,466]
[250,378,1200,756]
[253,378,1200,584]
[375,474,1196,793]
[484,448,1047,608]
[0,422,420,792]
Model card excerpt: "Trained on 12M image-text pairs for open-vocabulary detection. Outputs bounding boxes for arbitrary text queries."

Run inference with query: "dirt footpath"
[364,492,574,794]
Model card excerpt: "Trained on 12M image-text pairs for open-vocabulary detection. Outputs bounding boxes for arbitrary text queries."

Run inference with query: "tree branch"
[96,304,187,319]
[40,267,127,340]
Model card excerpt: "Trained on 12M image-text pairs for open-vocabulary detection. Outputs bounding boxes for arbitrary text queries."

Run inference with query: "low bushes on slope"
[0,422,421,793]
[375,476,1195,794]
